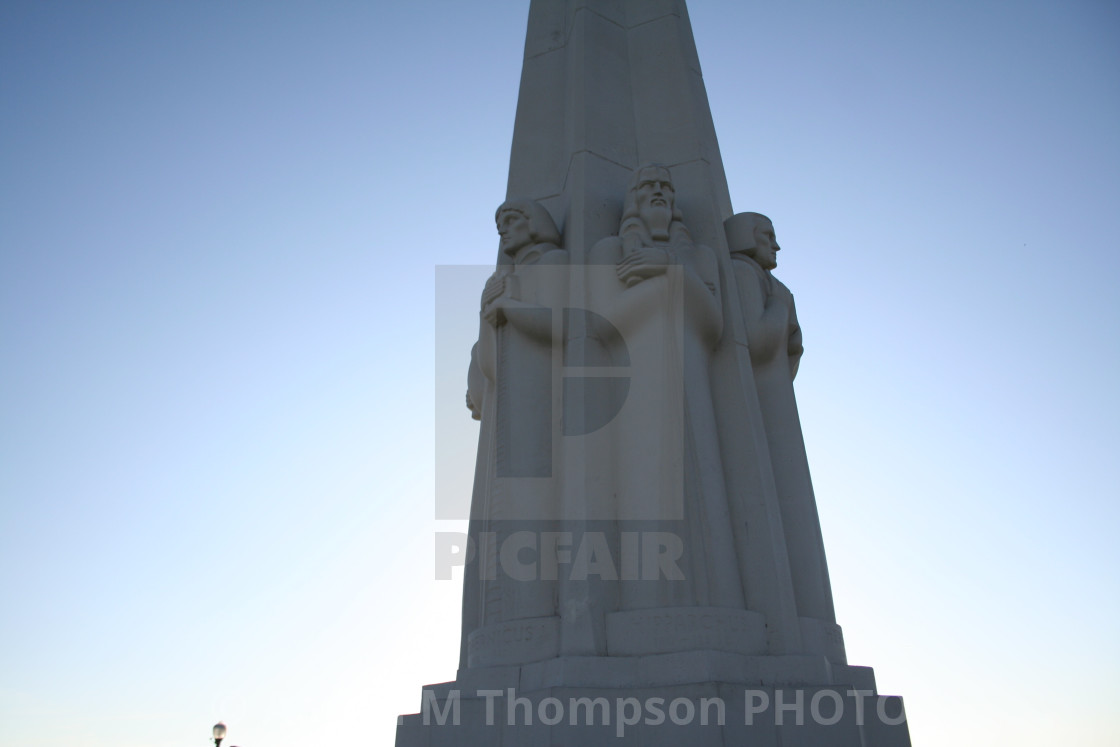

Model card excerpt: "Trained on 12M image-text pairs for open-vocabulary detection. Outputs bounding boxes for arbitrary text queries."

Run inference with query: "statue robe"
[585,234,746,612]
[731,252,843,661]
[459,243,567,668]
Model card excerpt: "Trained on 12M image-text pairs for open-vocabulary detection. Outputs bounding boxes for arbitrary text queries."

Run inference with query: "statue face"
[635,168,674,227]
[497,209,533,255]
[753,220,780,269]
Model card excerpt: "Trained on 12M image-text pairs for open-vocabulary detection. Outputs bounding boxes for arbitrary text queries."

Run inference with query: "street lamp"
[212,722,227,747]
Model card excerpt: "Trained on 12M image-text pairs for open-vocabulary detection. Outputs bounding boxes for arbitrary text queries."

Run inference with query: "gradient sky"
[2,1,1118,745]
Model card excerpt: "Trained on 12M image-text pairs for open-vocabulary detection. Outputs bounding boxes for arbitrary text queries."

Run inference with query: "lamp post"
[212,722,227,747]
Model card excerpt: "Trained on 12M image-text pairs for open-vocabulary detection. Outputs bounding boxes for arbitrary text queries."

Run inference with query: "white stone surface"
[457,0,850,674]
[605,607,767,657]
[467,616,561,668]
[726,211,840,639]
[458,198,568,667]
[397,0,909,743]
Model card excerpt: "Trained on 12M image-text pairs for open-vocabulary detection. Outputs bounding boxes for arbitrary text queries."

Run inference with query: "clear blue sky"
[2,1,1118,745]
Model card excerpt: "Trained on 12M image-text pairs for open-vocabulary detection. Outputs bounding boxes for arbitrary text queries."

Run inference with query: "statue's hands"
[483,300,506,327]
[466,390,482,420]
[481,273,505,308]
[616,247,671,286]
[481,272,509,326]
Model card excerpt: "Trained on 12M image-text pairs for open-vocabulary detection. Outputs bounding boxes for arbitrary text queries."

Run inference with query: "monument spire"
[397,1,911,742]
[506,0,732,258]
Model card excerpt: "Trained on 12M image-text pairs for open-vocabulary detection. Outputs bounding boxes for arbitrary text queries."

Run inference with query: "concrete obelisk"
[397,2,911,743]
[505,0,733,256]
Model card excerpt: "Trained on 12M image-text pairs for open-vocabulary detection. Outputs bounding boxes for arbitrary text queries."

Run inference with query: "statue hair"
[724,211,773,260]
[495,198,561,246]
[619,164,692,246]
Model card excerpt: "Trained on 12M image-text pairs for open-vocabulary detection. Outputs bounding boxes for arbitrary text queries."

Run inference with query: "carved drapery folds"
[460,170,844,669]
[725,211,843,662]
[461,198,568,668]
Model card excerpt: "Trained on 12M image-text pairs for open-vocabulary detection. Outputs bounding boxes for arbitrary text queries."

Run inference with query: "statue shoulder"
[676,241,719,277]
[771,274,794,298]
[534,243,569,266]
[589,235,623,265]
[731,254,769,281]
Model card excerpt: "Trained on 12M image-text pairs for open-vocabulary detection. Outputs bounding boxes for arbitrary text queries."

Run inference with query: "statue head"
[495,198,561,258]
[725,211,780,270]
[620,164,687,244]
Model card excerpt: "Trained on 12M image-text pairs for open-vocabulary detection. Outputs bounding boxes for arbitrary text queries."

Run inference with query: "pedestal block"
[396,651,909,746]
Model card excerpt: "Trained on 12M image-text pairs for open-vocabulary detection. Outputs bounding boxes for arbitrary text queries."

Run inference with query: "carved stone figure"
[725,211,840,652]
[398,1,909,739]
[460,198,568,668]
[465,199,565,421]
[587,164,745,612]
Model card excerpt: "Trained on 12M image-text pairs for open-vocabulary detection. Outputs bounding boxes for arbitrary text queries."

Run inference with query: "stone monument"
[397,1,911,743]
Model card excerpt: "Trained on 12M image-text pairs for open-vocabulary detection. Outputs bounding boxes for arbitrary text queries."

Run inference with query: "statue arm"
[787,296,804,379]
[481,270,507,309]
[466,343,484,420]
[482,248,567,342]
[590,236,673,328]
[751,281,794,353]
[616,245,671,285]
[476,312,498,382]
[493,299,554,342]
[681,246,723,345]
[588,237,658,334]
[735,260,797,364]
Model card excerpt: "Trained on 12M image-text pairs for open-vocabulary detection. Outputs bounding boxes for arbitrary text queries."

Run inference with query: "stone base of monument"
[395,650,911,746]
